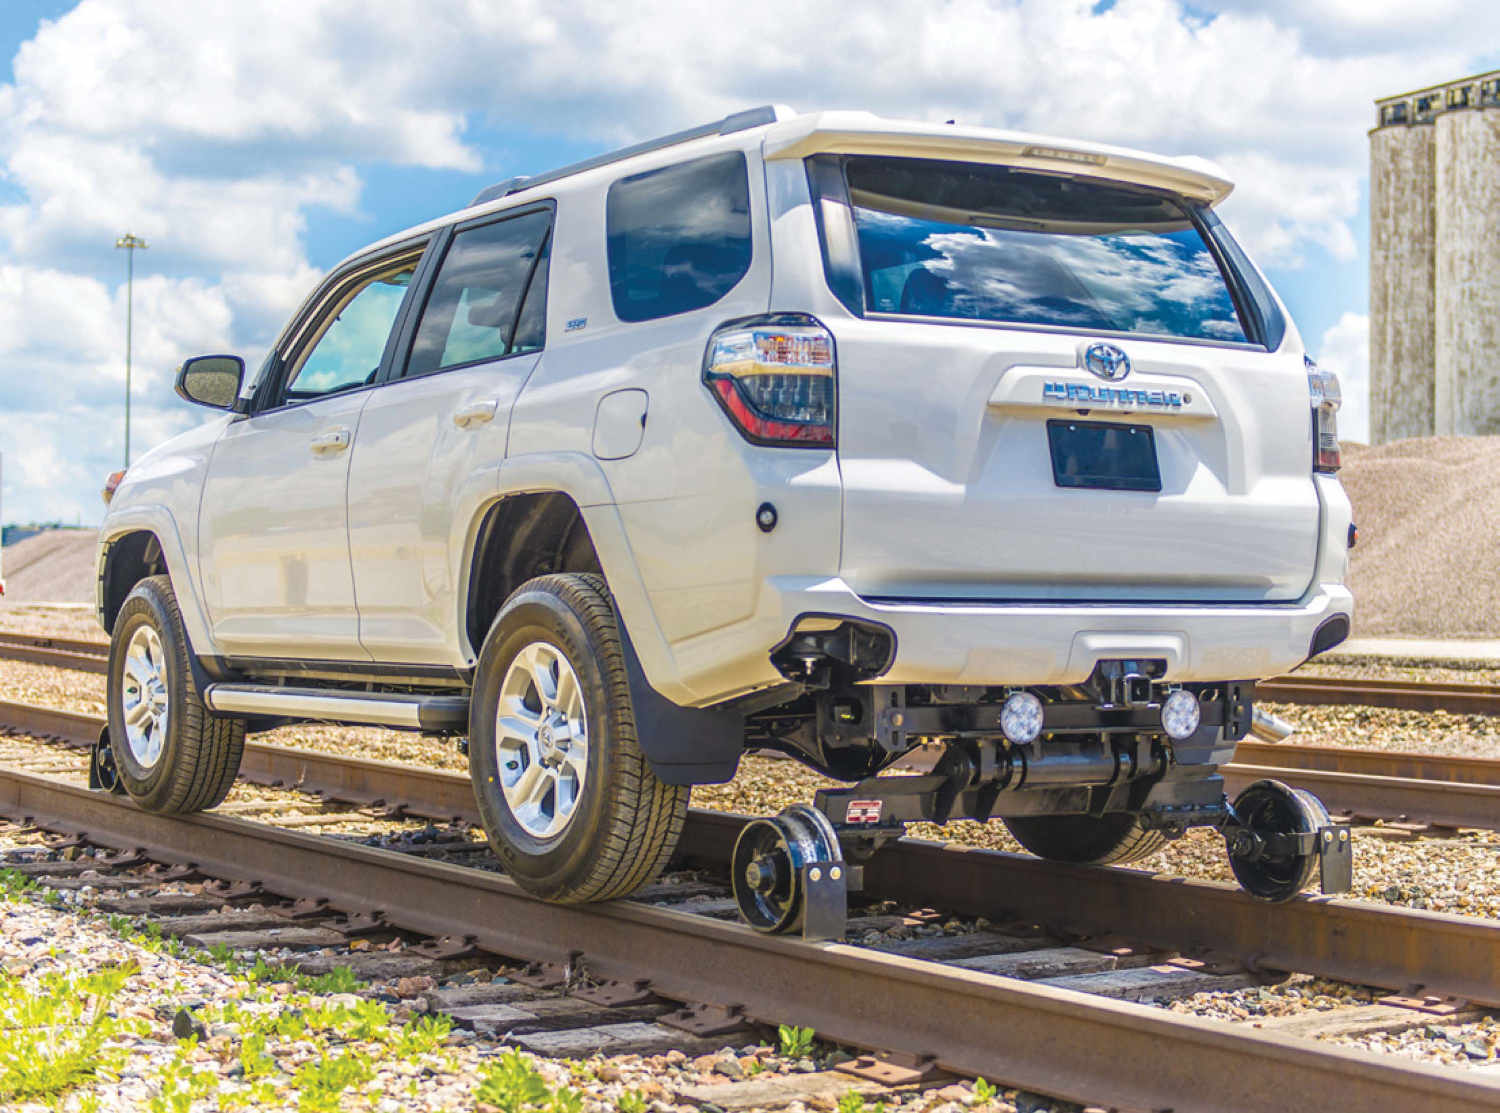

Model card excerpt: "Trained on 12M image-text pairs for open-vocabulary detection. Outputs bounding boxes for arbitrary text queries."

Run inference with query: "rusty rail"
[9,633,1500,716]
[1259,674,1500,715]
[1,765,1496,1113]
[2,697,1499,1010]
[0,632,108,674]
[13,632,1500,720]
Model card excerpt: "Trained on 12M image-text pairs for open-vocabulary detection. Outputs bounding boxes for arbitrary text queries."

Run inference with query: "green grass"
[475,1049,590,1113]
[0,963,138,1104]
[0,867,37,900]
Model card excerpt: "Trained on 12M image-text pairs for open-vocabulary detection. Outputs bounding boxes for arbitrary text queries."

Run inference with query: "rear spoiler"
[762,112,1234,206]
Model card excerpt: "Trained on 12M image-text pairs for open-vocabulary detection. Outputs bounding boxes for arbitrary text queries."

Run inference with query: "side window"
[404,209,552,378]
[605,151,751,323]
[283,261,417,403]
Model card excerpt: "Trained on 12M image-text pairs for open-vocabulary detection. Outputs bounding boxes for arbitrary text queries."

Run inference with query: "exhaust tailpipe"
[1249,708,1296,743]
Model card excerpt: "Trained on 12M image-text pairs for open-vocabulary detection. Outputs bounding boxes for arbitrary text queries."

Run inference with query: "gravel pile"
[0,529,97,604]
[1341,436,1500,637]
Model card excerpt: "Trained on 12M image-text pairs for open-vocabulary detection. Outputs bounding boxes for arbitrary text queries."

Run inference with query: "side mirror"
[175,355,245,410]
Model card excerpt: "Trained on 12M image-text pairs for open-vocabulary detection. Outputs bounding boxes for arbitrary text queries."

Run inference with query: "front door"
[198,250,425,659]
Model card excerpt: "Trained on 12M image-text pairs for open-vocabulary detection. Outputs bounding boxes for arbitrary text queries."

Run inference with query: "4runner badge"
[1043,381,1185,409]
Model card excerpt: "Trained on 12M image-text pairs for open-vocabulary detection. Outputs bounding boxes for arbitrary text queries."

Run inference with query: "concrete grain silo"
[1370,117,1436,442]
[1369,72,1500,442]
[1436,95,1500,434]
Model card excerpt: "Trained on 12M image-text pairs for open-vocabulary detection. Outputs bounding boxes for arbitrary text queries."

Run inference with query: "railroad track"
[3,633,1499,830]
[1,725,1498,1111]
[9,631,1500,713]
[0,630,108,674]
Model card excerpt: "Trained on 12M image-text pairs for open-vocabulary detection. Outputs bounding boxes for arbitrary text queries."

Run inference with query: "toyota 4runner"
[96,107,1355,934]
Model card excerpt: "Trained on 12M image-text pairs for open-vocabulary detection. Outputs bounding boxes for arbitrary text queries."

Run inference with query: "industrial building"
[1370,70,1500,443]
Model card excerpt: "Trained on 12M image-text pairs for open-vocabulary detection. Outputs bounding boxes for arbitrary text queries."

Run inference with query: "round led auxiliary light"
[1160,689,1202,740]
[1000,691,1044,745]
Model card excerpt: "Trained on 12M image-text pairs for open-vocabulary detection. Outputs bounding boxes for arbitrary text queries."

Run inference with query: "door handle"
[453,399,498,429]
[309,427,351,455]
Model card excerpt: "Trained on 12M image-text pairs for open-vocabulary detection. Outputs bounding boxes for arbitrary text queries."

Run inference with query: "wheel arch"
[97,508,220,659]
[461,489,745,786]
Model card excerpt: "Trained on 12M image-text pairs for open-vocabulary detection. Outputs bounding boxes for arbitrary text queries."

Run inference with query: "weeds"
[0,866,36,899]
[474,1048,596,1113]
[292,1049,375,1112]
[0,963,136,1103]
[778,1023,816,1058]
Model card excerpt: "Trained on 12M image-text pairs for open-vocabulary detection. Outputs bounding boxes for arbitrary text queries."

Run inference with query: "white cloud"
[0,0,1489,525]
[1314,311,1371,445]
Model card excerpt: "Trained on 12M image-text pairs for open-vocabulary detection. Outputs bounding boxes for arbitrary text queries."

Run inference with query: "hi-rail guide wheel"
[1224,778,1351,901]
[731,803,848,940]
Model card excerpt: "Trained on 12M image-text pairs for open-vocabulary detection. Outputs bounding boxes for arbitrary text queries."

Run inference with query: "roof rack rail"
[468,105,786,207]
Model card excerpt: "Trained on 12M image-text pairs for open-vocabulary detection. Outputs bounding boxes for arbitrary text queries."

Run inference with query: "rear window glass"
[606,151,752,322]
[841,156,1248,344]
[405,209,552,378]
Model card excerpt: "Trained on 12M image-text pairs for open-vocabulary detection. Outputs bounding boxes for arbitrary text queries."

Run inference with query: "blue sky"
[0,0,1497,524]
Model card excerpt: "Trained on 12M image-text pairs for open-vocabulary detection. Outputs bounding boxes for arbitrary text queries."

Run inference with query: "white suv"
[97,107,1354,924]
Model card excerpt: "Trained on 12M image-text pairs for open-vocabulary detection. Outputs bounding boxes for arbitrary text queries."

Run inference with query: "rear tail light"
[703,314,835,447]
[102,469,126,504]
[1306,356,1341,473]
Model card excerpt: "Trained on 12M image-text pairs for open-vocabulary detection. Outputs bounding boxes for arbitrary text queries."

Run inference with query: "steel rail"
[0,632,108,674]
[9,633,1500,716]
[1224,762,1500,830]
[3,697,1499,1010]
[1234,739,1500,785]
[1259,674,1500,714]
[0,766,1495,1113]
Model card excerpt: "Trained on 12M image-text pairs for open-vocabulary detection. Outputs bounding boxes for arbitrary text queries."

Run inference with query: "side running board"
[202,684,469,732]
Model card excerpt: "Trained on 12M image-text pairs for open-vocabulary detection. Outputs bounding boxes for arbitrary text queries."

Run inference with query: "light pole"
[115,233,149,468]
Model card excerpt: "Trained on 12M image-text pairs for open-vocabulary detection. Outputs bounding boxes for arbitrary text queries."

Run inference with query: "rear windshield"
[834,156,1248,344]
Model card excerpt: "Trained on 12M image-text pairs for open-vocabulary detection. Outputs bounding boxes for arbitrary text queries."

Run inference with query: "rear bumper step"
[203,684,468,732]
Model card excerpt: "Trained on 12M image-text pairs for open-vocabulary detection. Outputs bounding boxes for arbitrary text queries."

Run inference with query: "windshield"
[835,156,1248,344]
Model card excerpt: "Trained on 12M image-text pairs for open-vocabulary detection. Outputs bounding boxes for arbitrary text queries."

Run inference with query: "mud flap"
[616,621,744,786]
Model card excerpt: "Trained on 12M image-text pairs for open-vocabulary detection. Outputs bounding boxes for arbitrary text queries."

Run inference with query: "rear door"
[818,155,1319,604]
[347,205,553,664]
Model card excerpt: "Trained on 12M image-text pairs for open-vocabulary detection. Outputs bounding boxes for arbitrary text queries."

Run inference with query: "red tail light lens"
[703,315,835,447]
[1306,357,1341,473]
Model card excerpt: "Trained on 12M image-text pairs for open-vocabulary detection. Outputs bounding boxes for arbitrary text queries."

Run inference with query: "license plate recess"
[1046,419,1161,492]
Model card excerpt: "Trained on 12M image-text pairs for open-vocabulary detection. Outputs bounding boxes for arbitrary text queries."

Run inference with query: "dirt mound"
[1341,436,1500,637]
[1,529,97,605]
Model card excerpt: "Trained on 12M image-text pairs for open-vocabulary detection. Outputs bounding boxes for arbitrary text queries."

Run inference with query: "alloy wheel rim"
[121,624,169,768]
[495,641,589,839]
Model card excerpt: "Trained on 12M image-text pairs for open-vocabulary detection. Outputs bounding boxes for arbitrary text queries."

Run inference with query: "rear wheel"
[1003,812,1166,866]
[107,575,245,813]
[469,573,688,902]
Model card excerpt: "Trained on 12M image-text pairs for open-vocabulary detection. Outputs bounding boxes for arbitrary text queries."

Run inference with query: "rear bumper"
[766,577,1353,688]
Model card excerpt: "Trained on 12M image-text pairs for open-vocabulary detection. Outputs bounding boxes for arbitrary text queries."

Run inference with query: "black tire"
[1003,812,1167,866]
[469,573,689,902]
[107,574,245,813]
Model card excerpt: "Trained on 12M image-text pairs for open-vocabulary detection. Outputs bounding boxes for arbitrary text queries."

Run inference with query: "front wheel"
[1002,812,1166,866]
[469,573,688,902]
[107,575,245,813]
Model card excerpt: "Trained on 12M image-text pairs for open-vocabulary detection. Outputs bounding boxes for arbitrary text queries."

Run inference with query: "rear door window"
[404,208,552,378]
[605,151,752,322]
[836,156,1248,345]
